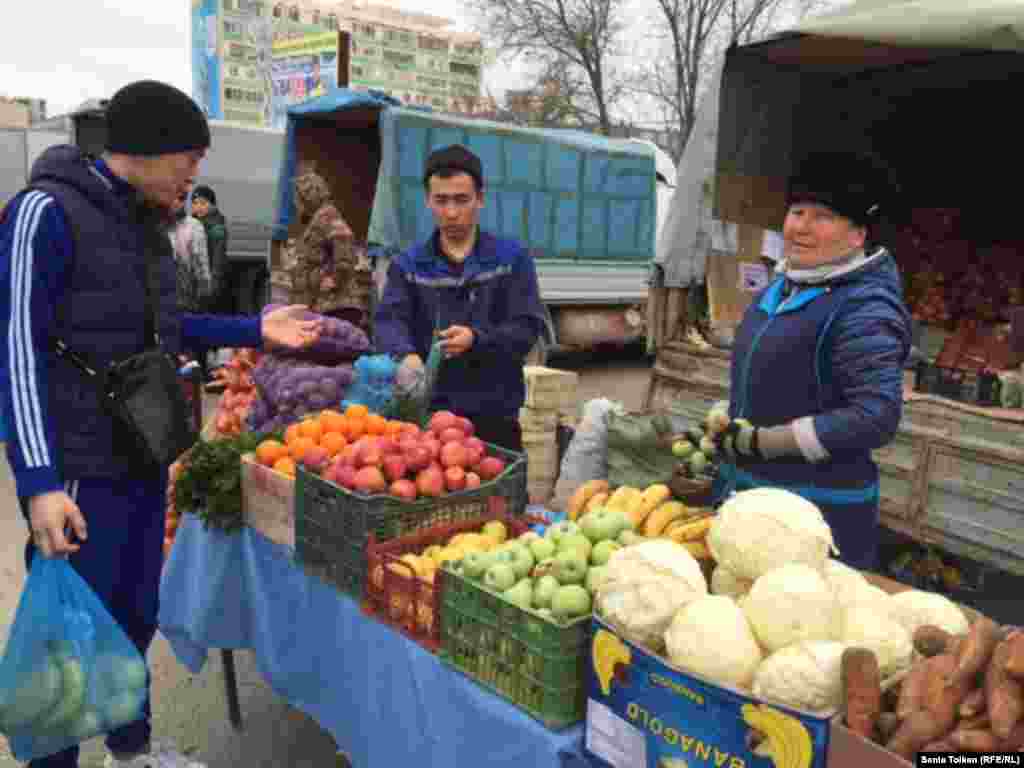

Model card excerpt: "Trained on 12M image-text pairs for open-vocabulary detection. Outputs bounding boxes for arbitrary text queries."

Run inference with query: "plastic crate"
[438,565,590,730]
[914,362,1001,406]
[294,443,528,599]
[363,512,546,652]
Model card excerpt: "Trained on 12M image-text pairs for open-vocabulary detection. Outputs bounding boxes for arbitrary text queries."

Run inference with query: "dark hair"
[423,145,484,192]
[192,185,217,206]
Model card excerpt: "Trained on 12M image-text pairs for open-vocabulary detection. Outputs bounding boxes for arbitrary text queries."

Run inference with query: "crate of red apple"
[293,410,529,600]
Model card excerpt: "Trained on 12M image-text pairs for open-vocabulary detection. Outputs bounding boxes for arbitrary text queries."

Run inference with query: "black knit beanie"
[786,151,898,228]
[105,80,211,156]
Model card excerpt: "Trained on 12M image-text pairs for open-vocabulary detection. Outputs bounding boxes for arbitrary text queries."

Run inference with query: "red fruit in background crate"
[456,417,474,437]
[464,440,485,468]
[439,427,464,445]
[390,478,418,501]
[422,437,442,463]
[429,411,458,436]
[322,462,340,485]
[444,466,467,492]
[355,466,387,494]
[382,455,407,483]
[416,466,444,498]
[405,445,431,472]
[440,441,468,469]
[339,443,359,468]
[477,456,505,481]
[358,437,383,468]
[378,435,401,455]
[465,472,481,490]
[302,446,329,473]
[337,465,358,490]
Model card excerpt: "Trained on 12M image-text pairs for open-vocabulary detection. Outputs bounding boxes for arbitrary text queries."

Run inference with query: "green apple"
[518,531,541,545]
[532,574,560,609]
[507,544,536,580]
[532,557,556,579]
[545,520,580,546]
[504,579,534,610]
[608,509,634,534]
[672,440,694,458]
[552,550,588,585]
[484,562,517,592]
[590,540,621,566]
[580,509,623,544]
[529,537,556,562]
[482,520,508,545]
[558,533,593,562]
[618,530,643,547]
[585,565,609,595]
[461,550,494,581]
[551,584,592,622]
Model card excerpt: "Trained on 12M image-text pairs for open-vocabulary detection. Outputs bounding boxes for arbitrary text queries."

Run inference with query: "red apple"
[477,456,506,481]
[422,438,441,463]
[465,472,481,490]
[416,466,444,498]
[339,444,359,468]
[389,478,417,501]
[428,461,444,476]
[400,423,421,438]
[465,436,486,456]
[429,411,458,436]
[405,445,431,472]
[322,463,340,484]
[355,466,387,495]
[440,441,468,469]
[456,417,475,437]
[358,437,383,468]
[464,442,485,468]
[382,454,407,483]
[439,427,464,445]
[444,466,466,492]
[302,446,329,473]
[378,435,402,455]
[337,465,358,489]
[398,436,419,454]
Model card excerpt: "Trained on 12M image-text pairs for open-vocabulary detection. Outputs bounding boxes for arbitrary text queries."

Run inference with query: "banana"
[662,514,700,538]
[666,515,714,543]
[584,492,610,515]
[592,629,632,696]
[606,486,645,525]
[643,500,689,537]
[635,484,672,526]
[682,540,711,559]
[741,703,814,768]
[568,479,611,520]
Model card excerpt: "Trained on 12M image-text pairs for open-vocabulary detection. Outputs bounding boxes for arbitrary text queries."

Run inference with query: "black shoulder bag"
[55,245,197,469]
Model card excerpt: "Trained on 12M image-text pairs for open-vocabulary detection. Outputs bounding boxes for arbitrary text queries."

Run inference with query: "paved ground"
[0,349,652,767]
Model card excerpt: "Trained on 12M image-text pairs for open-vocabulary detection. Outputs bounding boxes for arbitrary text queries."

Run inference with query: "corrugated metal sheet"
[371,107,657,262]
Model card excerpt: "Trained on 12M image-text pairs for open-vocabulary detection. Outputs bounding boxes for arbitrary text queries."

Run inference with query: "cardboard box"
[241,453,296,549]
[524,366,579,412]
[519,406,560,433]
[585,616,833,768]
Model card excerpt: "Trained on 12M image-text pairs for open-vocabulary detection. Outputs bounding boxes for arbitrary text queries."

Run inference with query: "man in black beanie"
[0,80,322,768]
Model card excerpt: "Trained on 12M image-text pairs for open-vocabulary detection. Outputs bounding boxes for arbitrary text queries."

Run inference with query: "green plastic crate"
[438,565,590,730]
[294,443,527,599]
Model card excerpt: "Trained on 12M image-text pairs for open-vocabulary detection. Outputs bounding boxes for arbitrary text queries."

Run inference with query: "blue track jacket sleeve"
[374,259,419,358]
[813,296,909,459]
[470,247,545,360]
[1,191,72,499]
[180,314,262,350]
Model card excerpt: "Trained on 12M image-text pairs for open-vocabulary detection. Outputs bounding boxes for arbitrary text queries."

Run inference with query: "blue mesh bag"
[0,557,146,761]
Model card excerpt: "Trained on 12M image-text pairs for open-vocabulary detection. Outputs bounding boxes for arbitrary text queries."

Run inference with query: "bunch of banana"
[741,703,814,768]
[592,628,632,696]
[567,479,610,521]
[662,515,714,559]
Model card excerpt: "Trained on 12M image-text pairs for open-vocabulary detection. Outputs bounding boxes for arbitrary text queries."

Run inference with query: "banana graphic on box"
[741,703,814,768]
[593,629,633,696]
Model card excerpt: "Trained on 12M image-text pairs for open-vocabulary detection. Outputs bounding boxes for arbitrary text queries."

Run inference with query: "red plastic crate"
[363,512,546,652]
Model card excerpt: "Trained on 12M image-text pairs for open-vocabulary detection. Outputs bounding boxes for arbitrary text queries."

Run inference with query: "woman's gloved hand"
[720,419,802,461]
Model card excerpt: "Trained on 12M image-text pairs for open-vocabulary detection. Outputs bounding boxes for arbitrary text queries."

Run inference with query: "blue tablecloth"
[159,515,596,768]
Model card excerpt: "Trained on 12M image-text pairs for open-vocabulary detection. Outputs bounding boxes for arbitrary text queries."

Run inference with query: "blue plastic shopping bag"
[0,557,147,761]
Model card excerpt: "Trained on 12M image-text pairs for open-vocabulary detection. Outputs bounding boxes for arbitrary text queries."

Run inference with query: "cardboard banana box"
[585,615,833,768]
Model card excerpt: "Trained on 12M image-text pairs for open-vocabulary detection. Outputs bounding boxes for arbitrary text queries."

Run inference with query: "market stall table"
[158,515,597,768]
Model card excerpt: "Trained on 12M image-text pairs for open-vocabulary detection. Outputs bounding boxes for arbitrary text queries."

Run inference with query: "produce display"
[260,305,370,366]
[840,621,1024,757]
[207,349,260,438]
[258,408,510,500]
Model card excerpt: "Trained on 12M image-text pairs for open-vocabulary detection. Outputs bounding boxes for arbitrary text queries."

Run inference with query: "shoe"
[104,740,206,768]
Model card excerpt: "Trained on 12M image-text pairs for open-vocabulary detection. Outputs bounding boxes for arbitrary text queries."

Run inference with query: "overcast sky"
[0,0,507,118]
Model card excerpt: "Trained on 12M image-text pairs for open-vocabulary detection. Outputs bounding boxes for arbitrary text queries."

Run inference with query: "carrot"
[1007,632,1024,680]
[948,616,1001,690]
[987,639,1024,740]
[960,687,986,718]
[897,660,930,719]
[842,648,882,739]
[949,728,1001,752]
[886,710,953,759]
[914,625,954,658]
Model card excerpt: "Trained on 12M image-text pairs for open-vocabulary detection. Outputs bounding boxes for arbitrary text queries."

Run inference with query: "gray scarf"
[779,247,885,286]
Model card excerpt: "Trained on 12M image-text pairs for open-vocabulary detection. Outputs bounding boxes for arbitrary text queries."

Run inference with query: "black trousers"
[466,415,523,454]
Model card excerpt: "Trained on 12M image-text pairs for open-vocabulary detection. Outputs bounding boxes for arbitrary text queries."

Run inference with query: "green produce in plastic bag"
[606,410,692,490]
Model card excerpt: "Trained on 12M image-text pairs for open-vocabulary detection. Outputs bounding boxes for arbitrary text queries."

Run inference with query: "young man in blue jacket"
[375,145,546,452]
[0,80,320,768]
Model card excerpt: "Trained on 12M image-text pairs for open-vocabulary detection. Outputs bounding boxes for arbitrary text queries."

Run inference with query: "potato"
[923,654,971,731]
[949,616,1000,690]
[960,687,986,718]
[886,710,954,759]
[842,648,882,739]
[987,639,1024,740]
[897,660,930,719]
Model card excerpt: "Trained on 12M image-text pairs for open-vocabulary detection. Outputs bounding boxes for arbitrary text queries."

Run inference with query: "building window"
[450,62,479,78]
[272,3,282,17]
[325,13,336,29]
[289,5,300,21]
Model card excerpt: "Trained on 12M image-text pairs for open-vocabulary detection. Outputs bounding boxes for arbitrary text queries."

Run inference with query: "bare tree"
[469,0,629,134]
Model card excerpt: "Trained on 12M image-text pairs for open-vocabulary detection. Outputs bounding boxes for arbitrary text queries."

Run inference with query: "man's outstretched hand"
[262,304,324,350]
[439,325,475,358]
